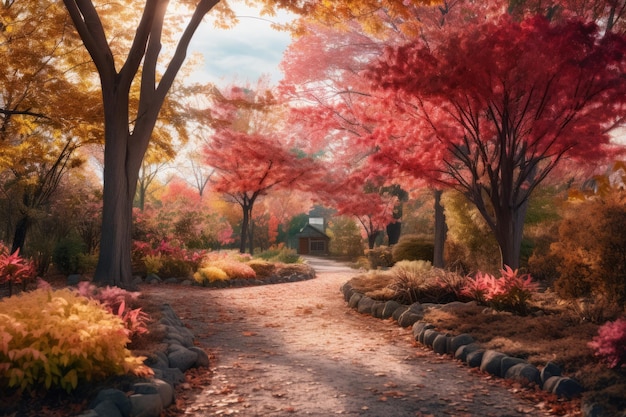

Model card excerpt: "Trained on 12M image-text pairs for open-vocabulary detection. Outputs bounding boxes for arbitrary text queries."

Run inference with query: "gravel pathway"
[142,257,546,417]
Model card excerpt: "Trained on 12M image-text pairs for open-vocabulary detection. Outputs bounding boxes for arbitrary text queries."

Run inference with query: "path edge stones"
[338,282,605,417]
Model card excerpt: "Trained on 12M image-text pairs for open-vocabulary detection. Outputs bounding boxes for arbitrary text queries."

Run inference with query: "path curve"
[142,257,545,417]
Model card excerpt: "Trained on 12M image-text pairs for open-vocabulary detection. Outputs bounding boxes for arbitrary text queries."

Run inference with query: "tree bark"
[432,189,447,268]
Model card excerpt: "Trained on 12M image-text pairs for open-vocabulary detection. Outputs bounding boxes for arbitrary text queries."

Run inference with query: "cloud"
[186,4,294,86]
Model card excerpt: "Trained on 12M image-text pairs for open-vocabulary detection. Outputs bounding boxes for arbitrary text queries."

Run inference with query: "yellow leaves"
[0,288,149,393]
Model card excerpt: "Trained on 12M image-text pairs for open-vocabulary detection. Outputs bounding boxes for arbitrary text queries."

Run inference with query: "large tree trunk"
[93,101,141,287]
[240,203,251,254]
[432,189,447,268]
[493,199,529,270]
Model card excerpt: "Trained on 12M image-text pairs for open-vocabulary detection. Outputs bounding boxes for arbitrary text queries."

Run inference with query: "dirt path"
[142,257,546,417]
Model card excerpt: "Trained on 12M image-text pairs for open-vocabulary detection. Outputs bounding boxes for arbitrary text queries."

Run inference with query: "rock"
[164,277,179,284]
[146,273,161,284]
[168,347,198,372]
[151,378,175,408]
[551,377,584,398]
[132,382,159,395]
[371,301,386,319]
[438,301,471,313]
[76,411,99,417]
[93,400,124,417]
[397,311,421,328]
[189,346,210,368]
[381,301,402,319]
[454,343,481,362]
[418,325,436,344]
[129,393,163,417]
[581,401,607,417]
[180,279,193,286]
[407,302,424,315]
[67,274,83,286]
[543,376,562,393]
[466,349,485,368]
[504,363,541,386]
[392,305,410,321]
[90,389,132,417]
[541,361,562,385]
[449,334,474,354]
[500,357,526,378]
[432,334,450,355]
[357,296,375,314]
[480,350,507,376]
[348,293,363,309]
[412,322,432,340]
[422,329,440,348]
[152,367,185,385]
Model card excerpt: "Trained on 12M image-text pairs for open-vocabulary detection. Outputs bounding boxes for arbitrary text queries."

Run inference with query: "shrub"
[52,237,86,275]
[0,288,151,394]
[246,259,276,278]
[550,195,626,306]
[210,260,256,279]
[365,246,394,269]
[193,267,229,285]
[588,318,626,369]
[462,266,539,315]
[387,260,432,304]
[327,217,364,258]
[256,246,302,264]
[391,235,434,263]
[143,254,164,275]
[76,282,149,338]
[0,244,36,295]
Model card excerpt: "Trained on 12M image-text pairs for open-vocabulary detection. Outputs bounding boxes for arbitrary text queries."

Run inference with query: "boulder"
[480,350,507,376]
[504,363,541,386]
[500,357,526,378]
[466,349,485,368]
[541,361,562,385]
[371,301,386,319]
[381,301,402,319]
[168,347,198,372]
[348,293,363,309]
[412,322,434,341]
[422,329,440,348]
[189,346,210,368]
[357,296,376,314]
[129,393,163,417]
[392,305,410,321]
[90,389,132,417]
[93,400,124,417]
[454,343,481,362]
[449,334,474,354]
[550,377,584,399]
[397,311,421,328]
[432,334,450,355]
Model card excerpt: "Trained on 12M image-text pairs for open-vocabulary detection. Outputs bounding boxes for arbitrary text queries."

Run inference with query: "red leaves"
[0,244,36,288]
[588,317,626,369]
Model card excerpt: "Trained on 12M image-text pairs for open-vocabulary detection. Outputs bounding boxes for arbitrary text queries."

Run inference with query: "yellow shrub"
[0,288,151,393]
[194,266,228,284]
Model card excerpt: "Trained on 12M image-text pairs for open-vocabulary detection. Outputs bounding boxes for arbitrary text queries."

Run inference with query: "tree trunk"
[493,199,529,269]
[248,219,254,255]
[386,221,401,245]
[11,216,30,254]
[93,99,141,288]
[433,189,447,268]
[240,204,250,254]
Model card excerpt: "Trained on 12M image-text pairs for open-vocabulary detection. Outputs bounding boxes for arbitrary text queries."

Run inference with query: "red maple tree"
[367,15,626,268]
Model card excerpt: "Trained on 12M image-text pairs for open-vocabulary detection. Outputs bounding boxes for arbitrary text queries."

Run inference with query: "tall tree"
[368,15,626,268]
[0,0,103,254]
[203,83,316,254]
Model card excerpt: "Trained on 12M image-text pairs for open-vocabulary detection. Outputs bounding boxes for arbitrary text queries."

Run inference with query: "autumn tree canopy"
[367,15,626,268]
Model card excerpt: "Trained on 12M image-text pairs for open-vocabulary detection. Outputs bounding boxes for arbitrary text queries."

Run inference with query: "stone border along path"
[80,257,556,417]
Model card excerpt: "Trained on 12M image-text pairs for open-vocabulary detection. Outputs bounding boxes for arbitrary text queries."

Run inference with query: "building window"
[310,240,325,252]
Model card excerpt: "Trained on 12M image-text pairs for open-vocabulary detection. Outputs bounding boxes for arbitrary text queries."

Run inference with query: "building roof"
[296,224,330,239]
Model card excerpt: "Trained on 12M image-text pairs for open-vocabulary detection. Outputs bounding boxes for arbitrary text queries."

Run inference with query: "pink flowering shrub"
[462,266,539,314]
[132,238,207,278]
[588,317,626,369]
[77,282,149,337]
[0,242,36,296]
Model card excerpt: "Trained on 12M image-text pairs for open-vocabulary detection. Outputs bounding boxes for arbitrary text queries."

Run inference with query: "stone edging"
[76,304,209,417]
[339,282,599,410]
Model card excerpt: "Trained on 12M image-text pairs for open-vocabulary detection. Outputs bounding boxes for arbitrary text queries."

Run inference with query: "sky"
[187,3,295,86]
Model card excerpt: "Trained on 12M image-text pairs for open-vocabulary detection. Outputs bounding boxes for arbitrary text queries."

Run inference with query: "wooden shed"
[296,224,330,255]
